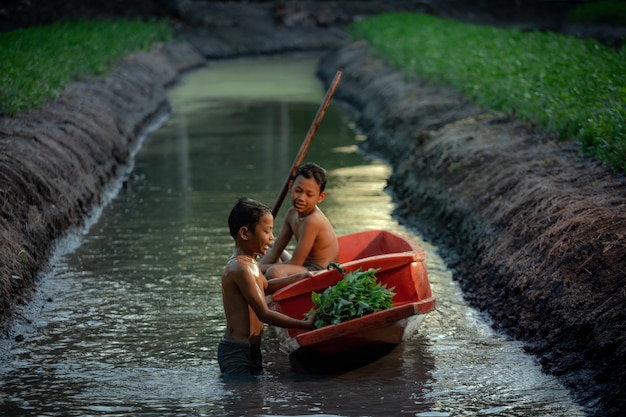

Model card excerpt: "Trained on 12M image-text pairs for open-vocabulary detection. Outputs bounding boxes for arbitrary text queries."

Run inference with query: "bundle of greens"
[311,263,395,329]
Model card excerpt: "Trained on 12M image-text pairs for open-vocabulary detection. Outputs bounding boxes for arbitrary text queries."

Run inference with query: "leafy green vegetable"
[311,265,395,328]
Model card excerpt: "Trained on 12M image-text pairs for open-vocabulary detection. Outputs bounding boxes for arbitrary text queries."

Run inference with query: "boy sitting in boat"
[259,162,339,279]
[219,197,316,376]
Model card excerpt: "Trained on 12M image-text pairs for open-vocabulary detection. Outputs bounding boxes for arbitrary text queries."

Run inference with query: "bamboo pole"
[271,68,343,217]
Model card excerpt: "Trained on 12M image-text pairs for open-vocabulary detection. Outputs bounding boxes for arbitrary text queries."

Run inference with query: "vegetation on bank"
[0,19,172,116]
[348,13,626,172]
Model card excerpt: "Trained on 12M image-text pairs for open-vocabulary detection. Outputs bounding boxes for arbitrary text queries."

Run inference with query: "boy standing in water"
[260,162,338,279]
[219,197,316,376]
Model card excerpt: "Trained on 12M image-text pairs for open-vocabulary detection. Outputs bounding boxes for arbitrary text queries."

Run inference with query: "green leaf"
[311,267,396,328]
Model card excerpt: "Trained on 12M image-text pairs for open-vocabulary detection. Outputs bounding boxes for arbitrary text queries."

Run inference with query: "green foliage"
[348,13,626,172]
[311,265,395,329]
[567,1,626,26]
[0,19,172,115]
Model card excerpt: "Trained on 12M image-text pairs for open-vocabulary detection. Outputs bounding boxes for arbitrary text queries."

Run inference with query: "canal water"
[0,56,585,416]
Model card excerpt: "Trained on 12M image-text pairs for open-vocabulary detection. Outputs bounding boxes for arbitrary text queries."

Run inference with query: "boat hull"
[269,230,436,370]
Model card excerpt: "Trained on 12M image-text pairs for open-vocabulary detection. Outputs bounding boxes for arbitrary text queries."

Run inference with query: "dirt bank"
[0,41,206,331]
[317,41,625,417]
[1,2,625,416]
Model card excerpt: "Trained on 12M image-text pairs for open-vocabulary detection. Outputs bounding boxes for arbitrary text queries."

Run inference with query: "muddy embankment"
[317,42,626,416]
[1,2,625,416]
[0,42,207,328]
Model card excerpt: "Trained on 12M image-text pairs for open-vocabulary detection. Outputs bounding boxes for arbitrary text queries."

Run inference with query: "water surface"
[0,56,585,417]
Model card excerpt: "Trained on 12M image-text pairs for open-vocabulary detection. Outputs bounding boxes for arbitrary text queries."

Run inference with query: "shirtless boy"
[219,197,316,376]
[260,162,338,279]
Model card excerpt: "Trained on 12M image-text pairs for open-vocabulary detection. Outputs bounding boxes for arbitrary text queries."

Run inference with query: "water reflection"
[217,344,435,416]
[0,56,585,416]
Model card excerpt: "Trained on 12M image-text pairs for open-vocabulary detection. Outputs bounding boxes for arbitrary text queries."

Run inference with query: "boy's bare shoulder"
[222,258,247,281]
[285,206,298,218]
[224,257,243,270]
[308,207,332,225]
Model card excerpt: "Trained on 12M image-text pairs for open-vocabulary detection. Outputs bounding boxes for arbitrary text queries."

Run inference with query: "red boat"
[269,229,436,371]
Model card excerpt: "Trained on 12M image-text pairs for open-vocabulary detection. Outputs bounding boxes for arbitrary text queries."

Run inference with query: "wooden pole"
[271,68,343,217]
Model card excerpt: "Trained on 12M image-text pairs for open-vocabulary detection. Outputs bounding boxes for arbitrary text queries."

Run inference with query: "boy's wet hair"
[228,197,272,239]
[295,162,327,192]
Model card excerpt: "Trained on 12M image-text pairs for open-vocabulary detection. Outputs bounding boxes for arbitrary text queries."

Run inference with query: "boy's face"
[290,175,326,214]
[244,212,274,256]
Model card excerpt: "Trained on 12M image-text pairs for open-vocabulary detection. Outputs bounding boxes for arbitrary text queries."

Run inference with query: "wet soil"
[0,41,206,327]
[1,2,625,416]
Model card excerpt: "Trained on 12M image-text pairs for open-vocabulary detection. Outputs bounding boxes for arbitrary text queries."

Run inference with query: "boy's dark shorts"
[303,261,325,271]
[218,338,263,376]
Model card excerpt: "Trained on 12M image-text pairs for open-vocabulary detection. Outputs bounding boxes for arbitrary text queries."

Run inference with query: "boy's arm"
[265,271,311,294]
[285,216,321,265]
[234,269,315,330]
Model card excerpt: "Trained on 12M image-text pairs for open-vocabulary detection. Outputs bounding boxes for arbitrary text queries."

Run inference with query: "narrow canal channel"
[0,55,585,416]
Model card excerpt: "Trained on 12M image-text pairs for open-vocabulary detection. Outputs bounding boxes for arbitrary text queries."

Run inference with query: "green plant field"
[0,19,172,116]
[348,13,626,172]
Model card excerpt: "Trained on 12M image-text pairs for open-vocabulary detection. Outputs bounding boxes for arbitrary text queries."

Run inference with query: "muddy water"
[0,56,585,416]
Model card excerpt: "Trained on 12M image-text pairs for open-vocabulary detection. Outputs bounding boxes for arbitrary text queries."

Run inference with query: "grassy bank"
[348,13,626,172]
[0,19,172,116]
